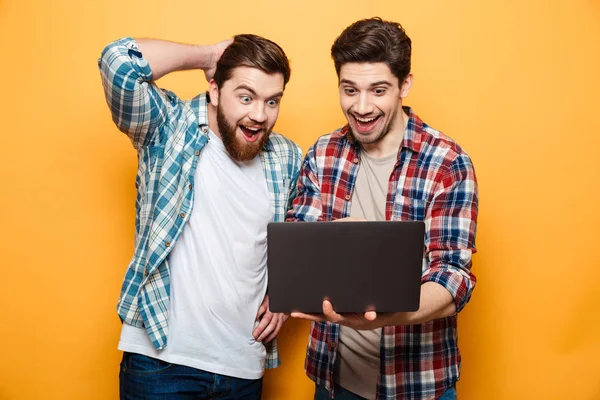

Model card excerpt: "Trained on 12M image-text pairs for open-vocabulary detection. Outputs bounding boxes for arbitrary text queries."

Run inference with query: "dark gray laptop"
[267,221,425,314]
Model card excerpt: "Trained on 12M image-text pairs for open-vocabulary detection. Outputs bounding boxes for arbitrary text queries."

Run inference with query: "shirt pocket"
[391,194,428,221]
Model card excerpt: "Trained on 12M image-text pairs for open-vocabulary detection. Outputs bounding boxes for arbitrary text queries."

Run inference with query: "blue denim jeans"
[119,352,263,400]
[314,383,457,400]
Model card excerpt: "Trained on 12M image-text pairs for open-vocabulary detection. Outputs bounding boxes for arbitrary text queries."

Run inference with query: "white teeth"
[242,126,260,132]
[355,116,377,123]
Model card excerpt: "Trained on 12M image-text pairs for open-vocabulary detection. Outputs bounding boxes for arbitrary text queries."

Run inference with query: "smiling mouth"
[239,125,263,143]
[352,114,382,133]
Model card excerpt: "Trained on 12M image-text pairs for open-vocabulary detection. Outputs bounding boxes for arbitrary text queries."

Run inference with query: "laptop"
[267,221,425,314]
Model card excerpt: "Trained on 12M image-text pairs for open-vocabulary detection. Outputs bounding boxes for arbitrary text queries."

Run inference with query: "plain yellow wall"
[1,0,599,399]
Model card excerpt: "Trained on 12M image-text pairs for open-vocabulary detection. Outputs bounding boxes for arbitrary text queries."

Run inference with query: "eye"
[343,87,356,95]
[374,88,387,95]
[240,95,252,104]
[267,99,279,108]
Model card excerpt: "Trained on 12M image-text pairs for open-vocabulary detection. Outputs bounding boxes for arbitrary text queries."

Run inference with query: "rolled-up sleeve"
[421,153,478,313]
[98,37,168,149]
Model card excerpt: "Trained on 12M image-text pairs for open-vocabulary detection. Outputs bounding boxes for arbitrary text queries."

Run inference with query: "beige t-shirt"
[335,149,397,399]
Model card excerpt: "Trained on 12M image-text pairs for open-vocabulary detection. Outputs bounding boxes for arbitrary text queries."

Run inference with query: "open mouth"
[352,114,382,134]
[239,125,263,143]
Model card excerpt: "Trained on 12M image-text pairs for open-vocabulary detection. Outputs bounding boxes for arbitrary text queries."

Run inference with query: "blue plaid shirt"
[98,38,302,368]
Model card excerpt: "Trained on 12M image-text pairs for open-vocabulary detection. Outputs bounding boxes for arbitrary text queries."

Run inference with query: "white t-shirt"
[119,130,273,379]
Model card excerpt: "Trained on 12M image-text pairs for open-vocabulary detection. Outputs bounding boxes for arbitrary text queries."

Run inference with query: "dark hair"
[331,17,412,84]
[213,34,291,88]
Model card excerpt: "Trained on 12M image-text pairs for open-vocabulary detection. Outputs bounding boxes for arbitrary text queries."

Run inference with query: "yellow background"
[1,0,599,399]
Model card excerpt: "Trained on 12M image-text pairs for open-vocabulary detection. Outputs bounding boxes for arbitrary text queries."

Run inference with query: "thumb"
[364,311,377,321]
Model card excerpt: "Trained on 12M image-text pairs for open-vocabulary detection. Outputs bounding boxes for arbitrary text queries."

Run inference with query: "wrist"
[189,44,215,71]
[386,311,421,326]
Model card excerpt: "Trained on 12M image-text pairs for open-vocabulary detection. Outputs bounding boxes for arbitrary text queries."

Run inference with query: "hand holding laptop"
[290,299,425,329]
[290,281,457,329]
[291,299,381,330]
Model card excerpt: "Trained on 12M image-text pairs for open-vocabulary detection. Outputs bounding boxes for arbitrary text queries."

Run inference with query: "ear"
[209,79,220,106]
[400,73,413,99]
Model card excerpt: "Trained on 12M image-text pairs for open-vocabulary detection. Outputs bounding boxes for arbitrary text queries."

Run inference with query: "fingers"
[255,304,267,321]
[256,317,276,342]
[255,305,267,321]
[212,38,233,63]
[264,315,284,343]
[204,39,234,81]
[253,310,273,340]
[255,296,269,321]
[322,300,342,323]
[364,310,378,321]
[215,38,234,52]
[291,301,377,329]
[290,312,325,322]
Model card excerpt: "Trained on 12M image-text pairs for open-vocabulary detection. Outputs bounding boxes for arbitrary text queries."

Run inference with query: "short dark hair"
[213,34,291,88]
[331,17,412,84]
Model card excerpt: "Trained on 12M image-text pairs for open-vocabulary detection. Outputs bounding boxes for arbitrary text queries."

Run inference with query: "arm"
[135,38,231,81]
[291,283,455,330]
[97,37,230,149]
[419,153,478,314]
[384,153,478,326]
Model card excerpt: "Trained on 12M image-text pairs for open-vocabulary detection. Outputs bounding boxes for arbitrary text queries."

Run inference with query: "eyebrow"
[234,85,284,99]
[268,91,284,99]
[340,79,393,88]
[234,85,257,96]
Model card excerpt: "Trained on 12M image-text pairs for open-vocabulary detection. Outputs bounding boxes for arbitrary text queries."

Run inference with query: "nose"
[355,92,374,115]
[248,102,267,124]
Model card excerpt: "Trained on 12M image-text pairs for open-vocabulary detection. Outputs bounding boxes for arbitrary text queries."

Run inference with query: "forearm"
[383,282,456,327]
[291,282,457,331]
[136,39,216,80]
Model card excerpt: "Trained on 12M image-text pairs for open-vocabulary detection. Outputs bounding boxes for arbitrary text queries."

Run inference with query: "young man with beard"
[287,18,478,400]
[98,34,302,399]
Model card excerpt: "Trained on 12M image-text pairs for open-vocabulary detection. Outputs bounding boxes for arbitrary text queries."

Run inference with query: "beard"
[216,102,271,162]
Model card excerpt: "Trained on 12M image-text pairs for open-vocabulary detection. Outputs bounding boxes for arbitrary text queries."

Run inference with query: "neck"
[361,108,409,158]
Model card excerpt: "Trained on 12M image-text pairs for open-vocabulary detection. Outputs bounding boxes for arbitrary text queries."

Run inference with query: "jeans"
[314,383,457,400]
[119,352,262,400]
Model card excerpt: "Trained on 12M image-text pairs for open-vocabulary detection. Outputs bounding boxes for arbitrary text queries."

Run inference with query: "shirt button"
[179,212,185,218]
[345,194,351,201]
[353,157,359,164]
[194,150,200,156]
[201,126,208,133]
[188,184,193,190]
[165,241,171,247]
[144,269,148,277]
[329,341,337,350]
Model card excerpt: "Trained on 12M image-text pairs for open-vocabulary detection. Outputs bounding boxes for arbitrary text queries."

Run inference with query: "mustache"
[239,120,268,130]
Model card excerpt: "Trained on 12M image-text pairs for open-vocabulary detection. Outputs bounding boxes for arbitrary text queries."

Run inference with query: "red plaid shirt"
[286,107,478,399]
